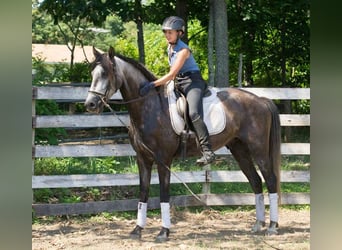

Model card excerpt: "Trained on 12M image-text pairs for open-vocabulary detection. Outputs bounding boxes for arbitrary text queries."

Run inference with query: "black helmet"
[162,16,185,33]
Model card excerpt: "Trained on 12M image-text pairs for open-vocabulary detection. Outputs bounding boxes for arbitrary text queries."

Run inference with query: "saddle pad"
[166,81,226,135]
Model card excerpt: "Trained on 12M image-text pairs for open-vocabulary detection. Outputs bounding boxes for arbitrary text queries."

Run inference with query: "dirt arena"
[32,207,309,249]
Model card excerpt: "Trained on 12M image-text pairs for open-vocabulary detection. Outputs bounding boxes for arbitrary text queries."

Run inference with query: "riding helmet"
[162,16,185,33]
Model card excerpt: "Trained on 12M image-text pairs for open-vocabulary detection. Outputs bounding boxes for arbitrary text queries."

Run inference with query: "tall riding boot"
[192,118,216,165]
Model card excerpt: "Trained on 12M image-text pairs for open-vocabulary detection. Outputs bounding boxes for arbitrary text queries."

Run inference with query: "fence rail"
[32,85,310,216]
[33,113,310,128]
[32,193,310,216]
[32,170,309,189]
[34,143,309,158]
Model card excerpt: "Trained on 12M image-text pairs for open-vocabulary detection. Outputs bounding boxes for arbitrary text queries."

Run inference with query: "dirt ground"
[32,207,310,250]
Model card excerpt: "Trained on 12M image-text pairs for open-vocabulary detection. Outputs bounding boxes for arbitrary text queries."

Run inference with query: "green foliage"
[34,188,54,202]
[293,100,310,114]
[281,183,310,193]
[35,100,67,145]
[34,156,139,176]
[143,23,169,76]
[33,55,91,83]
[281,155,310,170]
[226,0,310,87]
[32,56,91,144]
[188,19,210,80]
[32,0,62,44]
[69,62,92,82]
[32,56,53,85]
[39,0,113,26]
[32,57,67,145]
[32,0,310,89]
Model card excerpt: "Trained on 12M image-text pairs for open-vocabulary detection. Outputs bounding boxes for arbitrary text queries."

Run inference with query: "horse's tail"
[263,97,282,204]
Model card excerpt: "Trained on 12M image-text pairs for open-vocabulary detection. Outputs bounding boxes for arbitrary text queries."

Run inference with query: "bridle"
[87,63,160,128]
[88,60,160,108]
[88,87,160,108]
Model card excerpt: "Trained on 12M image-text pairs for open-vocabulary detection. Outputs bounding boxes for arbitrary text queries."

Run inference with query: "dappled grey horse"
[85,46,281,241]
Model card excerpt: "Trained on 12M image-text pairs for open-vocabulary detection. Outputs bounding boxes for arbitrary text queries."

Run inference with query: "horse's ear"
[93,46,101,58]
[108,46,115,60]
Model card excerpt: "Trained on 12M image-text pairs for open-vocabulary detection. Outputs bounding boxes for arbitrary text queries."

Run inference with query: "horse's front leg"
[130,155,153,239]
[155,158,172,242]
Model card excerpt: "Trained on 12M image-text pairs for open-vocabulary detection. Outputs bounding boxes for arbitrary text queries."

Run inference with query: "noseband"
[88,88,113,111]
[88,89,109,99]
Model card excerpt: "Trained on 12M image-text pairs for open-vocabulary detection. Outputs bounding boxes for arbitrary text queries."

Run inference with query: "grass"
[33,155,310,200]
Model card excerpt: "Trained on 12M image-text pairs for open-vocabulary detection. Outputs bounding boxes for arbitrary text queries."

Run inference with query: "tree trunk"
[213,0,229,87]
[207,0,215,86]
[176,0,188,43]
[135,0,145,64]
[244,25,256,86]
[244,55,254,86]
[280,15,291,142]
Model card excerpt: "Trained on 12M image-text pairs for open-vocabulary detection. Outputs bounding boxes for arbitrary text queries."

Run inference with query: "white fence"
[32,85,310,216]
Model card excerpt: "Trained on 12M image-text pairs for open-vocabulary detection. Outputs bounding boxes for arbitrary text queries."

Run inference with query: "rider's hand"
[139,81,156,96]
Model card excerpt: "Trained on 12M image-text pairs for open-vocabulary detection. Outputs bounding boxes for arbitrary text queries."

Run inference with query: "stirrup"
[196,151,215,165]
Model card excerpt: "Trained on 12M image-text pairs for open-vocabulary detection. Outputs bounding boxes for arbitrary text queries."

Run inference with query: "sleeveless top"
[168,39,200,74]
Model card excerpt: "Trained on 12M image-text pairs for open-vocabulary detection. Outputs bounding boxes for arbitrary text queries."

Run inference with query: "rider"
[139,16,215,165]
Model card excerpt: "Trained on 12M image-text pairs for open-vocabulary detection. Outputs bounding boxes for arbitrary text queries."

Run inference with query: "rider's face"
[163,30,179,44]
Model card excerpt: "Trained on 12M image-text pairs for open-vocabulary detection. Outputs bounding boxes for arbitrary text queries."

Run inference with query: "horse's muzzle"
[84,95,103,113]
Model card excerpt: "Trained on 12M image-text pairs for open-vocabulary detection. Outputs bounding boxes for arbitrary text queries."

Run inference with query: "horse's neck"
[115,57,143,101]
[114,57,169,125]
[114,58,150,122]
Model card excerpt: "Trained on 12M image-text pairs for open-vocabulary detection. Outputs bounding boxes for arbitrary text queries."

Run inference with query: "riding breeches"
[177,72,207,122]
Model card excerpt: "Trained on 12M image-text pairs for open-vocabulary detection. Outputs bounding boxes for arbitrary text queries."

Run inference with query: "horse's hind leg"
[228,139,266,233]
[252,148,279,235]
[255,157,279,235]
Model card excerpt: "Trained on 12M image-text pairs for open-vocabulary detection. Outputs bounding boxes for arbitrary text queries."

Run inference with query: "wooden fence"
[32,84,310,216]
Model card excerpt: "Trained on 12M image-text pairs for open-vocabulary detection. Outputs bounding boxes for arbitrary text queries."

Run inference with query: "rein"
[92,90,207,206]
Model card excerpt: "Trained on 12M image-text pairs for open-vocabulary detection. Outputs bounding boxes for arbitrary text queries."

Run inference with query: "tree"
[207,0,215,85]
[175,0,189,43]
[209,0,229,87]
[33,0,309,93]
[38,0,134,70]
[32,0,62,44]
[135,0,145,64]
[38,0,105,72]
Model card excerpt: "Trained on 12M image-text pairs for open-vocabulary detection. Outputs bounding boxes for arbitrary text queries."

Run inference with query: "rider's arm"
[153,48,190,87]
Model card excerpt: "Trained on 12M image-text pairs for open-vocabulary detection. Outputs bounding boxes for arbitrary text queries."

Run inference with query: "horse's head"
[85,46,122,113]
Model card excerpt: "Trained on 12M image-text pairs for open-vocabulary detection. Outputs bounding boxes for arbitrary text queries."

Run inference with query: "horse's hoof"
[251,220,266,233]
[265,221,279,235]
[130,225,143,239]
[155,227,170,242]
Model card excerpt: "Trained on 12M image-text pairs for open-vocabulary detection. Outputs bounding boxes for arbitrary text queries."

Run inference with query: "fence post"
[202,164,211,194]
[238,53,243,87]
[32,87,37,202]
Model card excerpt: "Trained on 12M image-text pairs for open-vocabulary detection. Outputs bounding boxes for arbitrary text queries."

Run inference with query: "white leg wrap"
[160,202,171,229]
[137,202,147,228]
[255,193,265,222]
[269,193,279,222]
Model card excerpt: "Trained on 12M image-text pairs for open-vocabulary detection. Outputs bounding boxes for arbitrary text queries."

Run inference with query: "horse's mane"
[116,54,157,82]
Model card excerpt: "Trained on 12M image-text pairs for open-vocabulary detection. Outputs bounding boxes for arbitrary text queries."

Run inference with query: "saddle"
[166,80,226,159]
